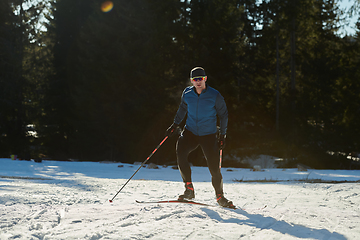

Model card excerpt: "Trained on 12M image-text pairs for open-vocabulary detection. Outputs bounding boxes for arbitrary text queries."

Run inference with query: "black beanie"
[190,67,206,78]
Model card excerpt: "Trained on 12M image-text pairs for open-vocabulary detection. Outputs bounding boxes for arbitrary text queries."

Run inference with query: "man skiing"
[166,67,234,208]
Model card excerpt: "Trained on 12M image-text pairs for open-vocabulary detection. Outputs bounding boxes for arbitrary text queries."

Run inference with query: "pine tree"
[60,0,184,161]
[0,0,37,158]
[41,0,93,159]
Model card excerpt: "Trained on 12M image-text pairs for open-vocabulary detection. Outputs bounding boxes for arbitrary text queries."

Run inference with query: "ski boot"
[216,194,235,208]
[178,182,195,200]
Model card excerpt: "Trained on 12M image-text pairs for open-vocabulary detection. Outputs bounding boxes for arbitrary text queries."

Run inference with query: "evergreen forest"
[1,0,360,169]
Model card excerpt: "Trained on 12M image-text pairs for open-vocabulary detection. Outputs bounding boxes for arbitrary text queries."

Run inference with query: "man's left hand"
[218,134,226,150]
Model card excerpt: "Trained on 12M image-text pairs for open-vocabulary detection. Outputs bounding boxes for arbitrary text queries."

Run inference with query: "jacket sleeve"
[215,93,228,135]
[174,91,188,125]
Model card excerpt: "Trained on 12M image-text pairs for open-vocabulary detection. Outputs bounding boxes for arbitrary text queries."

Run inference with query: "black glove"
[218,134,226,150]
[166,123,179,137]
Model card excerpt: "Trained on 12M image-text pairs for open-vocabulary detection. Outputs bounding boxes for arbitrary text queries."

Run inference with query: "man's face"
[191,76,207,90]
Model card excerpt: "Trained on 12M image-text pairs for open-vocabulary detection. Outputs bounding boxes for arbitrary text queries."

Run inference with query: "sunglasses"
[191,76,206,82]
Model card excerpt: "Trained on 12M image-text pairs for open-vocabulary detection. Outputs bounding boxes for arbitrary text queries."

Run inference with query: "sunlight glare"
[101,1,114,13]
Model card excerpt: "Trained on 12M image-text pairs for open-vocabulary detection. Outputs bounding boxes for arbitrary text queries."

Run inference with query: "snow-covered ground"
[1,158,359,239]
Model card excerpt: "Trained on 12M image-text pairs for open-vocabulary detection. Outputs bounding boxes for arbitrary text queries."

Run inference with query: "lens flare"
[101,1,114,13]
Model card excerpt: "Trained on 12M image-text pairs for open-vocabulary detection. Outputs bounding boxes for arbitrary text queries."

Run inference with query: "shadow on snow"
[201,208,346,240]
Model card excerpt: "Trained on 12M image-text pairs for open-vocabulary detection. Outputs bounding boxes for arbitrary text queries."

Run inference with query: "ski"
[136,199,267,211]
[135,199,237,209]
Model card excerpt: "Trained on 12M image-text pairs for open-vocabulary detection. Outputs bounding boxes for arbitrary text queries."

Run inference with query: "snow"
[1,158,360,239]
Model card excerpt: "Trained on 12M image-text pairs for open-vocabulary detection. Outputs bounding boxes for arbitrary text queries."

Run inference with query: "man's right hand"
[166,123,179,137]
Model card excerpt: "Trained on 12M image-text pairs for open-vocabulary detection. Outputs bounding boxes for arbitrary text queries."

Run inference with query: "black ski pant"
[176,129,223,195]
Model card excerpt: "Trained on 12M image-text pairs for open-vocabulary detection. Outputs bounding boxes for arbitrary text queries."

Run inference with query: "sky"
[338,0,359,36]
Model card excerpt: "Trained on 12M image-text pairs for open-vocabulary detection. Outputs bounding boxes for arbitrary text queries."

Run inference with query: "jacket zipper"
[196,94,200,135]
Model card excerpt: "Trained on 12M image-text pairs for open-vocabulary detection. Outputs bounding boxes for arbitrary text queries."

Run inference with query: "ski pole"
[109,135,169,203]
[219,149,223,169]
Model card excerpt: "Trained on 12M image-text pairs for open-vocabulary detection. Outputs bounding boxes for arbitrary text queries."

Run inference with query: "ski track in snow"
[0,159,359,239]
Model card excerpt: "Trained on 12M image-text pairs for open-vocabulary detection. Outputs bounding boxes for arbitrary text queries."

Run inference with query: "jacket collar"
[192,84,209,95]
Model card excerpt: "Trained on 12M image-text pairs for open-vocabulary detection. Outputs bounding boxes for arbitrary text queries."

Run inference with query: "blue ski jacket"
[173,85,228,136]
